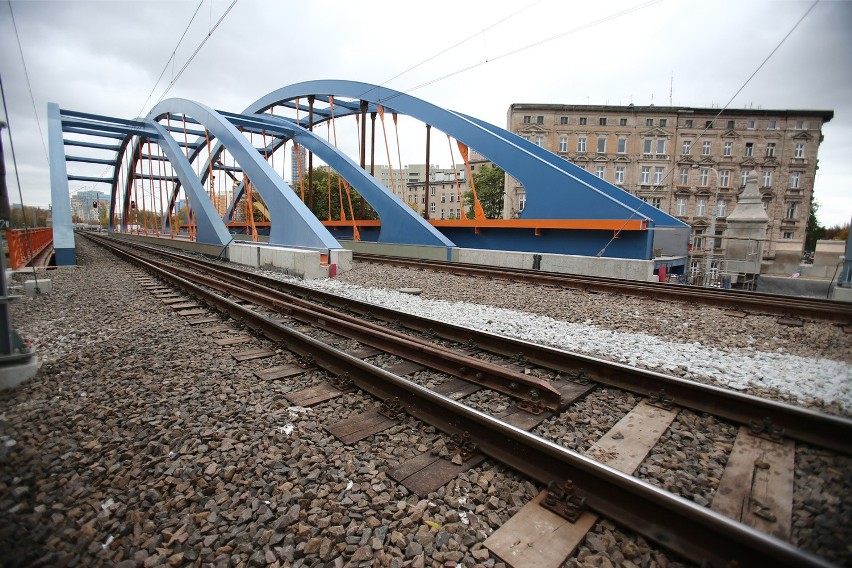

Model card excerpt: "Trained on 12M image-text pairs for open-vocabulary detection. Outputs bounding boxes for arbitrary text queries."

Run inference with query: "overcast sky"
[1,0,850,226]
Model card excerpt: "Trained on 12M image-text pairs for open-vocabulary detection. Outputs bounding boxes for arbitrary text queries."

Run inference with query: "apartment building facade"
[372,164,471,219]
[507,104,833,262]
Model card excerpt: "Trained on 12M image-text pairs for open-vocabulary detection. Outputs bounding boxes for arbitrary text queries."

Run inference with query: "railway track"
[352,253,852,324]
[83,233,848,567]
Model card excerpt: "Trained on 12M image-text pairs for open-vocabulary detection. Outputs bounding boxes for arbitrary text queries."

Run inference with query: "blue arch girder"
[215,111,454,248]
[147,99,343,252]
[148,121,233,246]
[246,80,649,222]
[454,111,688,230]
[111,120,231,245]
[53,80,689,262]
[182,107,453,248]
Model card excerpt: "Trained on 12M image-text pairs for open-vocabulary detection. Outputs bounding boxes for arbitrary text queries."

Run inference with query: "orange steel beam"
[225,219,647,231]
[429,219,647,231]
[321,220,381,227]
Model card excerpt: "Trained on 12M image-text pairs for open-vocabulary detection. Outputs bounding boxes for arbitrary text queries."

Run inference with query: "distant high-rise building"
[71,190,110,223]
[290,145,307,187]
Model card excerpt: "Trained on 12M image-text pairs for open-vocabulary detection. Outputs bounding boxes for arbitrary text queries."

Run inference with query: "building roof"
[509,104,834,122]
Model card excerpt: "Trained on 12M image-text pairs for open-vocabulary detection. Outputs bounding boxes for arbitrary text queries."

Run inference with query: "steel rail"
[89,234,852,455]
[110,241,563,410]
[353,253,852,323]
[87,234,834,568]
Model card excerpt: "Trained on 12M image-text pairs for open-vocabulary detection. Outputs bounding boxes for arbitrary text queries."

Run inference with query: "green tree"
[174,205,189,229]
[463,165,505,219]
[10,206,50,228]
[303,168,373,221]
[99,204,109,228]
[805,198,826,251]
[824,222,850,241]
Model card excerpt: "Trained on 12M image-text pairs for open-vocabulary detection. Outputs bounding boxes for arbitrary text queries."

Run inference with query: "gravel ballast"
[319,263,852,415]
[1,241,850,567]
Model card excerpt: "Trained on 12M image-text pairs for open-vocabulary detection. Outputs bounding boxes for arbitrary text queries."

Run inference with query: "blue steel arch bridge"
[48,80,689,269]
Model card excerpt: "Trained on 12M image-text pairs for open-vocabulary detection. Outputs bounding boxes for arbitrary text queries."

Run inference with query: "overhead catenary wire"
[76,0,223,201]
[370,0,545,92]
[397,0,662,98]
[155,0,239,105]
[6,1,48,164]
[594,0,819,257]
[0,73,39,290]
[136,0,205,118]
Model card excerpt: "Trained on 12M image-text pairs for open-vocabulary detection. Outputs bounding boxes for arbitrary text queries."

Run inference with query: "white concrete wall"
[330,249,353,273]
[832,286,852,303]
[229,243,260,268]
[229,243,351,279]
[456,248,656,282]
[342,241,453,261]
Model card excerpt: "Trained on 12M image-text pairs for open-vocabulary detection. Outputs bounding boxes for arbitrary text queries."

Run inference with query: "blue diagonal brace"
[148,99,342,251]
[47,103,76,265]
[148,121,233,246]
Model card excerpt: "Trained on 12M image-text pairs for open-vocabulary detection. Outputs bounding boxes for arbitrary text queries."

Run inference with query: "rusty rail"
[85,234,852,455]
[85,233,833,568]
[6,228,53,269]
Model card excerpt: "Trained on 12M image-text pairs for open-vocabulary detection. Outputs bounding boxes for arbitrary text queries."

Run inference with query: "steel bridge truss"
[49,80,689,265]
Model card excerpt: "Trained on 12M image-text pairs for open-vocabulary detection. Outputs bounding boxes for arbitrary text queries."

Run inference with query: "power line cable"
[136,0,205,117]
[594,0,819,258]
[155,0,239,105]
[0,73,40,289]
[80,0,206,195]
[111,0,236,203]
[400,0,662,96]
[6,1,48,163]
[376,0,545,90]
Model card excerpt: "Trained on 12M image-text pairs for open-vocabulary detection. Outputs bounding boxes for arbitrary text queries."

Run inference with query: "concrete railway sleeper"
[84,233,843,567]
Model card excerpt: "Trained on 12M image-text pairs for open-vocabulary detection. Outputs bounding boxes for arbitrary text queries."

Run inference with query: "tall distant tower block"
[725,171,769,279]
[291,144,307,187]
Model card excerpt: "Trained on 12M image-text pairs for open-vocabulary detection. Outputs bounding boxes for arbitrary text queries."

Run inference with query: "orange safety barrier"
[6,228,53,269]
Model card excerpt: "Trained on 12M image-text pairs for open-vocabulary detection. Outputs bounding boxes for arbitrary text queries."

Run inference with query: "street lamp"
[692,164,721,286]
